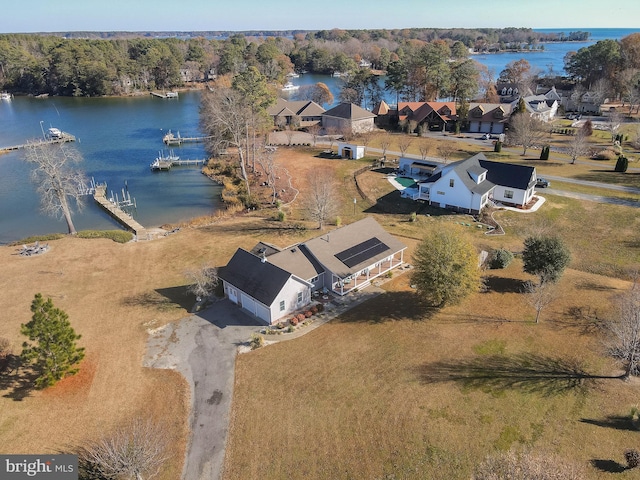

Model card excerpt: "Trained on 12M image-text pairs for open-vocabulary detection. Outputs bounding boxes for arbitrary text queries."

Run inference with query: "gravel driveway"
[144,300,263,480]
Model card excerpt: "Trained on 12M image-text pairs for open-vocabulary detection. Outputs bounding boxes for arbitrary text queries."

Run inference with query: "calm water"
[284,28,640,107]
[0,91,222,245]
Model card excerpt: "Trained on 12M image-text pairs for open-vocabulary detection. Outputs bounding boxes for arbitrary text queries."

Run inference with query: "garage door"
[255,304,271,324]
[240,293,256,316]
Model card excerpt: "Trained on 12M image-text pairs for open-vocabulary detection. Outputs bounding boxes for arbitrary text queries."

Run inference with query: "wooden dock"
[93,185,146,237]
[150,158,206,171]
[162,130,212,146]
[151,91,179,99]
[0,134,76,152]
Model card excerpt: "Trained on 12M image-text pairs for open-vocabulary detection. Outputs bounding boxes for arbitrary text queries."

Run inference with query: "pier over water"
[93,184,146,238]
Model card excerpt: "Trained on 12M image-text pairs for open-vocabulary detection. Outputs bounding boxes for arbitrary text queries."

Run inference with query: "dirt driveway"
[144,300,263,480]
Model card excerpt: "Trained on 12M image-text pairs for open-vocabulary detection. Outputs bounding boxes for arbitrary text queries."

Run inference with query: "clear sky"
[2,0,639,33]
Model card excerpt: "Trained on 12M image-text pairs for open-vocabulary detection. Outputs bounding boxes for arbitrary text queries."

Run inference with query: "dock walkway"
[93,185,146,237]
[150,158,206,171]
[163,130,212,146]
[0,134,76,152]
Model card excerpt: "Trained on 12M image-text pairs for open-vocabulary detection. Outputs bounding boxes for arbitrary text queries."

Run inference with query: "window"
[297,292,303,304]
[504,190,514,199]
[436,191,445,196]
[310,276,319,284]
[279,300,285,311]
[449,179,455,188]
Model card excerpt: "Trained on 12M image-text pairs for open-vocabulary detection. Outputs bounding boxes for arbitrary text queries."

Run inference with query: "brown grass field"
[1,140,639,479]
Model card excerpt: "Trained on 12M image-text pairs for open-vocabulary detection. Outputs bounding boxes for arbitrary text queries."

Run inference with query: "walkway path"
[143,283,389,480]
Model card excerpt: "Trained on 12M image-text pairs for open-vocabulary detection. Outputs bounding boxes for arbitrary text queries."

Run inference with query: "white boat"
[0,92,12,100]
[47,127,63,139]
[165,91,179,98]
[287,72,300,78]
[281,82,300,92]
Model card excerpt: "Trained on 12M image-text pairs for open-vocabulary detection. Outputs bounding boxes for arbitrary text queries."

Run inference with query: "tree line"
[0,28,594,99]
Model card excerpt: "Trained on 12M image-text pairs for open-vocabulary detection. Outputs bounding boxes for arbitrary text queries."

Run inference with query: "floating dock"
[93,184,146,237]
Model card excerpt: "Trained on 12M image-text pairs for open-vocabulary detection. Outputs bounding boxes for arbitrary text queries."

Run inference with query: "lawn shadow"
[590,459,628,474]
[0,355,39,401]
[482,276,529,294]
[418,352,617,396]
[576,280,618,291]
[580,415,639,432]
[122,287,192,312]
[337,291,436,323]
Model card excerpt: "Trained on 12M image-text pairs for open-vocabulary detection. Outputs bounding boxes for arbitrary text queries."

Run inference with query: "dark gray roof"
[303,217,406,278]
[323,102,376,120]
[478,159,536,190]
[219,248,292,306]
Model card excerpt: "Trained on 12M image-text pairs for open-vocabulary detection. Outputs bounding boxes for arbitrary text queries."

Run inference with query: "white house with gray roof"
[413,153,537,213]
[219,217,407,324]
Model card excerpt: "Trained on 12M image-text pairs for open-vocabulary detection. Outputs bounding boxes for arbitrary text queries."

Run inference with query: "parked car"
[536,178,550,188]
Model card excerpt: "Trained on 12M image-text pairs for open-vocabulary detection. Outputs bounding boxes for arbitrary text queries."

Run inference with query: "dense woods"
[1,28,637,106]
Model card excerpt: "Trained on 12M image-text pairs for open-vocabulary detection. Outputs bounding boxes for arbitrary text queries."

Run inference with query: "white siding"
[428,171,474,211]
[267,277,312,324]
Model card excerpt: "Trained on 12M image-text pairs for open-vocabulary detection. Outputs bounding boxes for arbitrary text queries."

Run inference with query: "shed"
[337,142,366,159]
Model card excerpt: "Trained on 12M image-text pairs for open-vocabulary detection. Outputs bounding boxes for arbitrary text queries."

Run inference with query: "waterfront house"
[267,98,326,128]
[322,103,376,134]
[219,217,407,324]
[411,153,536,213]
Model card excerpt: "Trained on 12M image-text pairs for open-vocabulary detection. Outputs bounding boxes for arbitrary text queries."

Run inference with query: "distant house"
[219,217,407,324]
[322,103,376,134]
[523,92,559,122]
[496,82,527,103]
[411,153,537,213]
[467,103,514,134]
[374,101,457,132]
[267,98,325,128]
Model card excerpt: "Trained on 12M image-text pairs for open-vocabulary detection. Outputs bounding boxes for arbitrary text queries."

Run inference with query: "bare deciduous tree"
[307,123,321,147]
[24,142,86,235]
[305,170,338,230]
[201,88,252,195]
[567,129,590,164]
[184,264,219,301]
[506,113,546,156]
[79,418,168,480]
[606,110,624,142]
[523,280,556,324]
[378,132,392,159]
[418,138,433,160]
[436,141,456,163]
[604,286,640,380]
[256,146,279,204]
[284,125,296,146]
[397,136,413,158]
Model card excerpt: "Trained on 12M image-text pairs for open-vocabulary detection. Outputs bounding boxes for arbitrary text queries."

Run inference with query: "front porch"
[330,251,405,296]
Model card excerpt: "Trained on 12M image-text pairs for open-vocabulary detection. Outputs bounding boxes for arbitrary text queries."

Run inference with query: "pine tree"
[21,293,85,388]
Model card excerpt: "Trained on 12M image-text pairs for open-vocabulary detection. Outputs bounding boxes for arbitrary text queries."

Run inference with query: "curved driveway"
[144,300,262,480]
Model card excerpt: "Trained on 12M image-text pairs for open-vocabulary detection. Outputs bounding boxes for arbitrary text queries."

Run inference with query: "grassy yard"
[1,139,638,479]
[224,145,640,479]
[225,265,638,479]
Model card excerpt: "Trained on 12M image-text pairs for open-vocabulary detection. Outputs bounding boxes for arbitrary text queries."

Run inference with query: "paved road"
[541,188,639,207]
[144,300,262,480]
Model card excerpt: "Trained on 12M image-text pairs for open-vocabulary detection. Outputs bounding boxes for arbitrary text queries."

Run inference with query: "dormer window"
[493,107,504,119]
[441,106,450,115]
[507,88,513,95]
[501,87,507,95]
[471,106,484,118]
